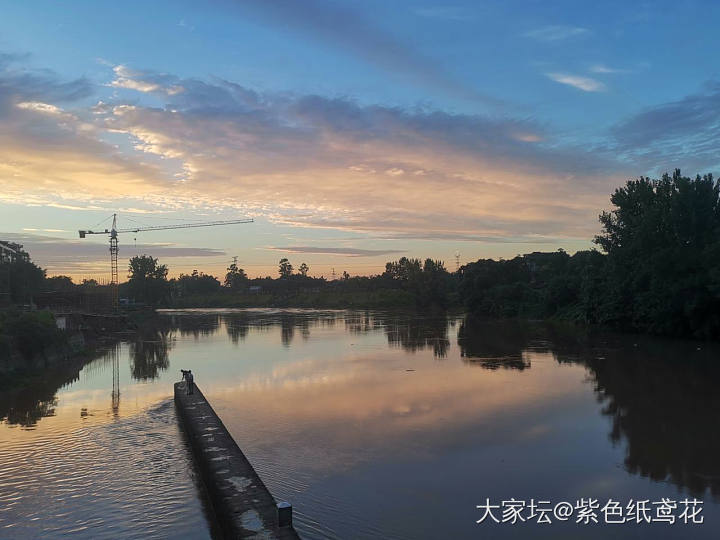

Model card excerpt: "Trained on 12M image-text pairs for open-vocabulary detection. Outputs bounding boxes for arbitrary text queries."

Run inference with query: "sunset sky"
[1,0,719,280]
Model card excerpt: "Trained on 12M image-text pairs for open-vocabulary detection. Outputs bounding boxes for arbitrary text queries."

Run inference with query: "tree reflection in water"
[345,311,451,358]
[129,320,173,381]
[0,355,87,427]
[381,314,451,358]
[458,316,720,499]
[457,316,532,370]
[577,341,720,499]
[171,314,220,339]
[280,314,294,347]
[345,312,381,334]
[225,314,250,344]
[1,391,59,428]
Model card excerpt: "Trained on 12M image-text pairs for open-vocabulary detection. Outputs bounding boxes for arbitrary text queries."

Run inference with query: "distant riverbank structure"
[78,214,253,309]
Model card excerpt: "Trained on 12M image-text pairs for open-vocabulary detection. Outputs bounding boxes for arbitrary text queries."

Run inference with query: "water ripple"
[0,399,212,539]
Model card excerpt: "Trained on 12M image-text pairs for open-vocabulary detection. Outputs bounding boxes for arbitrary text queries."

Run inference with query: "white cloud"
[16,102,63,115]
[590,64,628,74]
[524,26,588,41]
[546,73,606,92]
[110,65,161,93]
[110,65,184,95]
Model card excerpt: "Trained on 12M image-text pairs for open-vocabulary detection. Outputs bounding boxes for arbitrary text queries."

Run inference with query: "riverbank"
[0,309,145,379]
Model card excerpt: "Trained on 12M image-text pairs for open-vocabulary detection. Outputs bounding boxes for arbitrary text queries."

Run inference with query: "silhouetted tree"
[382,256,452,308]
[176,270,221,296]
[224,262,248,289]
[45,275,75,292]
[127,255,169,305]
[0,243,45,304]
[594,169,720,337]
[278,258,293,278]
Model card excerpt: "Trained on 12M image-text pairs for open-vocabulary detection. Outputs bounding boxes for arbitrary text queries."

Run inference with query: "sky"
[1,0,719,280]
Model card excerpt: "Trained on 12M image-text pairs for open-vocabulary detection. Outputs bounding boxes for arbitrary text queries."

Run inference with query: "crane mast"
[79,213,253,309]
[109,214,119,307]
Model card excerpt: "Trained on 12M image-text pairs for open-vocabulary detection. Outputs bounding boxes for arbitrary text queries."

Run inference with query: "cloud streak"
[589,64,628,74]
[228,0,492,103]
[546,73,606,92]
[610,80,720,171]
[267,246,404,257]
[524,25,588,42]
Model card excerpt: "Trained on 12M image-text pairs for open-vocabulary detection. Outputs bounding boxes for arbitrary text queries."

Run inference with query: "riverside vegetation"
[3,170,720,340]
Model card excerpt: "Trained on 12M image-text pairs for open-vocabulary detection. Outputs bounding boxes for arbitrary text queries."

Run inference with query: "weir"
[174,381,300,539]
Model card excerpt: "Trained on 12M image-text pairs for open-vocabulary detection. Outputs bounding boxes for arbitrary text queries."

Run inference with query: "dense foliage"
[459,249,606,321]
[123,255,170,305]
[594,169,720,337]
[459,170,720,338]
[0,311,66,361]
[0,243,45,305]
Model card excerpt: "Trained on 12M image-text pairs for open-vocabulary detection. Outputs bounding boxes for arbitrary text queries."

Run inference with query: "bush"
[2,311,66,360]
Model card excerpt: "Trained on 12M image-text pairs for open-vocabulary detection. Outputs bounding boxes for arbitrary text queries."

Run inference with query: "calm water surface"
[1,309,719,539]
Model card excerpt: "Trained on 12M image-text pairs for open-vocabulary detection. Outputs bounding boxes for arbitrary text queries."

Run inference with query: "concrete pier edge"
[174,381,300,539]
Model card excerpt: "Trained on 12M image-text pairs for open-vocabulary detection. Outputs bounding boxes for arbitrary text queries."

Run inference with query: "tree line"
[118,253,454,309]
[460,170,720,338]
[3,169,719,339]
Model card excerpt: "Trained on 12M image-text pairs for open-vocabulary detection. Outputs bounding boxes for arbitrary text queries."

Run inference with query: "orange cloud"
[1,58,627,250]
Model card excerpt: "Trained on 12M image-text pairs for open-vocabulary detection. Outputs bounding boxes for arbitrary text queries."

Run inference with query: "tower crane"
[79,213,253,308]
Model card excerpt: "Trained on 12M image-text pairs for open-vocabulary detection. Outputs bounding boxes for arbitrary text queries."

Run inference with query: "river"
[1,309,718,539]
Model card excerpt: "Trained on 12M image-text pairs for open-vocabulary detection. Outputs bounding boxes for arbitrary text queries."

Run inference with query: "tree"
[224,262,248,289]
[176,270,221,296]
[129,255,168,281]
[383,257,422,282]
[381,257,452,308]
[594,169,720,337]
[278,258,293,278]
[127,255,169,305]
[298,262,309,277]
[0,243,45,304]
[45,275,75,292]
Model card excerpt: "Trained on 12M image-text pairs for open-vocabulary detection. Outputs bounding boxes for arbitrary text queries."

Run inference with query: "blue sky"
[1,0,719,279]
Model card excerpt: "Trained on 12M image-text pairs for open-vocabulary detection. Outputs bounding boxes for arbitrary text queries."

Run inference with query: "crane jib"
[114,219,253,234]
[76,215,253,309]
[78,219,252,238]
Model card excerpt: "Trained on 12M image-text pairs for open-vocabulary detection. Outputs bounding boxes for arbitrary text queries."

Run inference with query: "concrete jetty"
[174,381,300,539]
